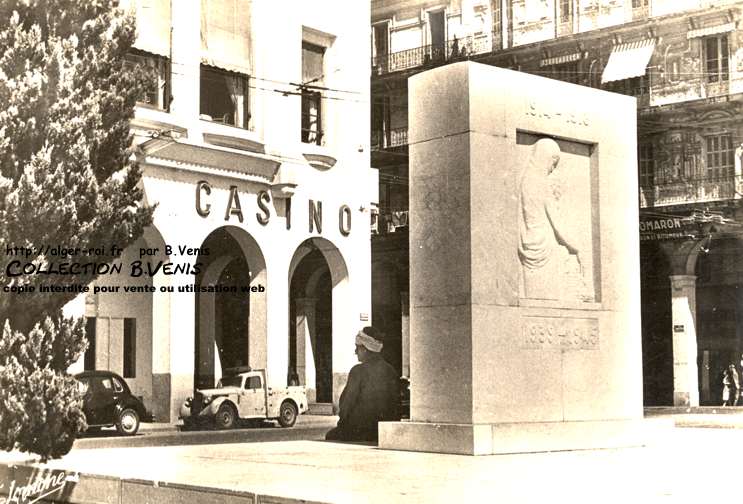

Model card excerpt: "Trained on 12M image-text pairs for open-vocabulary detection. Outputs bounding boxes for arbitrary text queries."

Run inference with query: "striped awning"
[687,22,736,39]
[601,39,656,84]
[539,52,583,67]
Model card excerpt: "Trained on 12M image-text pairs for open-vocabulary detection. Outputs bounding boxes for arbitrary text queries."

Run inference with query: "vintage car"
[179,367,308,429]
[74,370,150,436]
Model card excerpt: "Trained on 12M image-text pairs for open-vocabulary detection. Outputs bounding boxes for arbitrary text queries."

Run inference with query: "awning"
[119,0,171,58]
[687,22,736,39]
[201,0,252,75]
[601,39,656,84]
[539,52,583,67]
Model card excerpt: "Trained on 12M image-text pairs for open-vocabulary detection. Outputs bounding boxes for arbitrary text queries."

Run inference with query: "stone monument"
[379,62,652,455]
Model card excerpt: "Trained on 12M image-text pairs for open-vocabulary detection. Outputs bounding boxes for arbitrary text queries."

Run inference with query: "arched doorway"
[288,238,349,406]
[194,226,267,389]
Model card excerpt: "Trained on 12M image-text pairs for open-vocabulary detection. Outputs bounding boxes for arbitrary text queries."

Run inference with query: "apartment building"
[370,0,743,406]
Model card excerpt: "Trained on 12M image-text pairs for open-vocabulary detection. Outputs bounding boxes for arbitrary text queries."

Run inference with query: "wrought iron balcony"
[371,127,409,150]
[640,174,742,208]
[371,208,409,235]
[372,33,495,76]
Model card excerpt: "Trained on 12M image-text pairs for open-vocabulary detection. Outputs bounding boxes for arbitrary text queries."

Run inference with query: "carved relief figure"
[518,138,590,301]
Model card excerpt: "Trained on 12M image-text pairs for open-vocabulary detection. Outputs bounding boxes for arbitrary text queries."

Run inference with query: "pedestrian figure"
[325,326,399,442]
[450,35,460,59]
[722,363,739,406]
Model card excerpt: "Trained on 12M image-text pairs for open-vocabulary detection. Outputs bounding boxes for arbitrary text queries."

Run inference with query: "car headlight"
[184,397,192,407]
[203,395,214,407]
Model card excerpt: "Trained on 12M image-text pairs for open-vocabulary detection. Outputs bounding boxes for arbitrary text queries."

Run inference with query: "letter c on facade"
[196,180,211,217]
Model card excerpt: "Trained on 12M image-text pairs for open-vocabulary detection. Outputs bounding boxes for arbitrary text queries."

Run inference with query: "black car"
[74,371,149,436]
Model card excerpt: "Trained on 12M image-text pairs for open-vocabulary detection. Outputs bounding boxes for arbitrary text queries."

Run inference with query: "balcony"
[372,127,409,150]
[372,33,495,76]
[371,209,409,235]
[640,175,742,208]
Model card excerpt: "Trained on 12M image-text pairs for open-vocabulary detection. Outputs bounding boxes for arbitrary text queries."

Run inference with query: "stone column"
[295,297,317,403]
[266,262,290,388]
[670,275,699,407]
[401,291,410,378]
[151,269,172,422]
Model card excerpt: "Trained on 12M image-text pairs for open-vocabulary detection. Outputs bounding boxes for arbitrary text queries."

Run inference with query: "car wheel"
[215,404,237,430]
[116,408,140,436]
[278,401,297,428]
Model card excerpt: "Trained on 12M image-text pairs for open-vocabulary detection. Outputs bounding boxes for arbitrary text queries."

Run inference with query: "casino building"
[67,0,376,422]
[370,0,743,407]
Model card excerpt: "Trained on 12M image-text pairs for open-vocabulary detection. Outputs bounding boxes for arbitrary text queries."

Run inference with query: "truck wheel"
[116,408,140,436]
[215,404,237,430]
[278,401,297,428]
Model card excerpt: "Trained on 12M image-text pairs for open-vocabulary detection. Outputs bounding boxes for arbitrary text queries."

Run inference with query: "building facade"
[67,0,376,422]
[370,0,743,406]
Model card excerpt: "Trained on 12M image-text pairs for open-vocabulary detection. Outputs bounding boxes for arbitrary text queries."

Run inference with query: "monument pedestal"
[379,62,657,455]
[380,419,666,456]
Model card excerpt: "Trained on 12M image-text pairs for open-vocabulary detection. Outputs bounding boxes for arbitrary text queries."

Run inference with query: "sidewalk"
[645,406,743,428]
[2,414,742,503]
[137,414,337,433]
[0,436,677,503]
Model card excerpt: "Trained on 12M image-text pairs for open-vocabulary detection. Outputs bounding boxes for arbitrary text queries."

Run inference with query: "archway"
[194,226,267,389]
[288,238,349,406]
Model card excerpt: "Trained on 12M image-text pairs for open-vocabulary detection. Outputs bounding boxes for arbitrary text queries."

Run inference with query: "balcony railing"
[640,174,742,208]
[371,127,409,150]
[372,33,495,76]
[371,209,409,235]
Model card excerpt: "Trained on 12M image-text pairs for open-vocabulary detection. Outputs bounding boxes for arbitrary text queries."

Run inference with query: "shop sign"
[639,217,691,241]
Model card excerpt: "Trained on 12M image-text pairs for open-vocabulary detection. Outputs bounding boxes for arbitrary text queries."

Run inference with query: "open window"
[704,34,729,83]
[301,42,325,145]
[125,51,170,109]
[200,0,252,128]
[119,0,171,110]
[200,66,250,128]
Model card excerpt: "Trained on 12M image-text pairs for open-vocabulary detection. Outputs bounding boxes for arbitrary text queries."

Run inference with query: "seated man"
[325,326,399,442]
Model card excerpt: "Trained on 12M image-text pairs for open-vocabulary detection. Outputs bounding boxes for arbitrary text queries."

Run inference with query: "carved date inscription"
[522,317,599,350]
[525,100,589,127]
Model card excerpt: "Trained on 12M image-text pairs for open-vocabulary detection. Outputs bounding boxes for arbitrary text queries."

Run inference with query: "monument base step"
[378,418,671,456]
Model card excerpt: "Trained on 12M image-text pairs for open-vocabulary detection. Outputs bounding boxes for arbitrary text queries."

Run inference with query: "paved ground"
[2,427,734,503]
[75,415,338,450]
[645,405,743,428]
[3,411,743,503]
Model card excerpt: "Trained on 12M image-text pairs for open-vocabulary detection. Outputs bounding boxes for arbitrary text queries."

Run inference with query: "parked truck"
[179,367,308,429]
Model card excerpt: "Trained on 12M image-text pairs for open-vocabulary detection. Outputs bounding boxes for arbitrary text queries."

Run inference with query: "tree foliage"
[0,0,153,459]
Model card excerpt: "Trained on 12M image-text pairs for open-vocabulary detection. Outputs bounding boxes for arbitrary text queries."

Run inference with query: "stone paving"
[2,423,741,503]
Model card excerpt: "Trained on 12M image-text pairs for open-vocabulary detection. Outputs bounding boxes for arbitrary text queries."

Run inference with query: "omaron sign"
[639,217,692,241]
